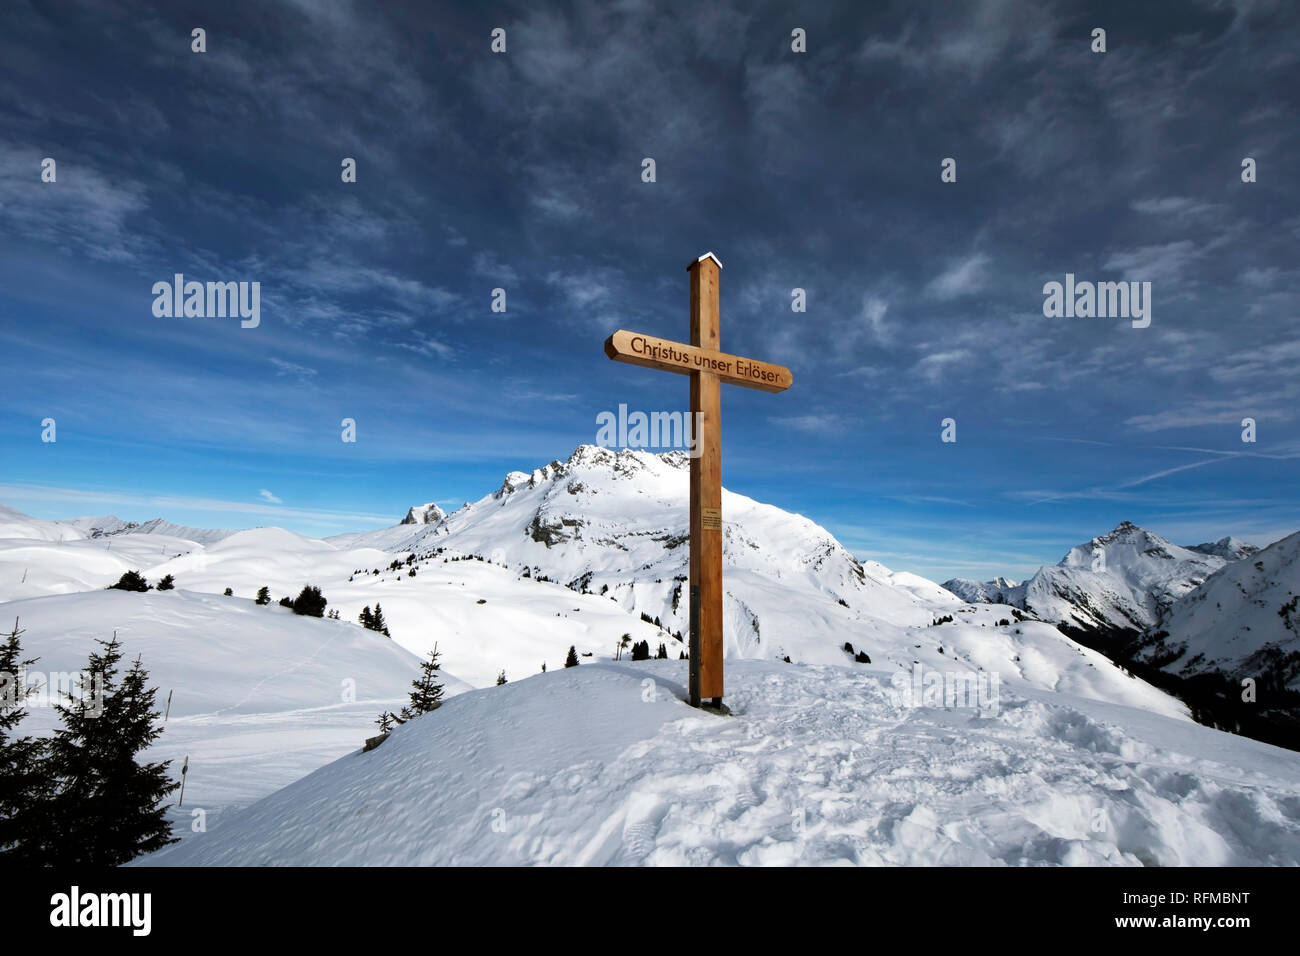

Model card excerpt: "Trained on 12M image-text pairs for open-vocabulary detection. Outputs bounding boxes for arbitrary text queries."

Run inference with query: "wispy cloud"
[925,254,990,300]
[0,484,394,526]
[769,413,849,435]
[269,358,318,381]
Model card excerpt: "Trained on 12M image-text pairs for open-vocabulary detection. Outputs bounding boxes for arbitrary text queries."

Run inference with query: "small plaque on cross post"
[604,252,793,711]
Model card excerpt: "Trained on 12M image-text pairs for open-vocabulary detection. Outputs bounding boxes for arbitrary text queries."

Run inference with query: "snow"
[1143,530,1300,687]
[56,514,238,546]
[8,588,470,814]
[2,448,1294,866]
[1,457,1197,714]
[331,445,956,661]
[0,528,210,603]
[1187,537,1260,561]
[0,504,86,542]
[945,521,1230,633]
[400,502,446,526]
[942,576,1018,604]
[138,659,1300,866]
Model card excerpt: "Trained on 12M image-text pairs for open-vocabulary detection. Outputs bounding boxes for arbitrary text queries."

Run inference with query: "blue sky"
[2,0,1298,582]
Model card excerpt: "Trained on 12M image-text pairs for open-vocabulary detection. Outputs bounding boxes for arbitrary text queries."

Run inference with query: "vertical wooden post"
[688,255,724,707]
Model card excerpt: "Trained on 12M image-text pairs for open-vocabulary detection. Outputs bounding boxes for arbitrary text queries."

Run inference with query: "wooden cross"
[604,252,793,710]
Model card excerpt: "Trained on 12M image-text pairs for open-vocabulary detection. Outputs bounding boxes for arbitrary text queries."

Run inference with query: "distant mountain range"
[55,513,238,547]
[0,448,1185,721]
[5,449,1296,750]
[942,521,1299,748]
[944,521,1238,635]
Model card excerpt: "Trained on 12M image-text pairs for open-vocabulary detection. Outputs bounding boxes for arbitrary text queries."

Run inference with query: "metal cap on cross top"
[603,253,793,711]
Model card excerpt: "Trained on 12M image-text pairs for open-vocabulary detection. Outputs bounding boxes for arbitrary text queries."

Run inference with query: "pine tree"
[255,586,271,606]
[108,570,149,592]
[398,644,445,721]
[0,617,47,863]
[564,646,579,668]
[371,603,391,637]
[291,585,326,617]
[155,574,175,591]
[41,634,178,865]
[358,605,374,628]
[656,642,667,659]
[496,670,507,685]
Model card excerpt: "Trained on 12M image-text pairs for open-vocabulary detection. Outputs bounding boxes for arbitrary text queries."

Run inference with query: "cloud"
[914,350,971,383]
[0,145,150,262]
[472,251,519,285]
[269,358,318,380]
[1114,458,1230,489]
[397,334,454,360]
[0,483,394,526]
[1130,196,1218,218]
[925,254,990,300]
[857,0,1059,78]
[259,489,283,504]
[769,413,849,435]
[858,295,891,343]
[1125,398,1294,431]
[1102,241,1199,285]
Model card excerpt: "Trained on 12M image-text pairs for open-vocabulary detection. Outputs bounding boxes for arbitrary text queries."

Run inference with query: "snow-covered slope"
[0,504,84,542]
[945,522,1233,635]
[138,659,1300,866]
[0,526,212,604]
[9,588,466,812]
[1138,530,1300,690]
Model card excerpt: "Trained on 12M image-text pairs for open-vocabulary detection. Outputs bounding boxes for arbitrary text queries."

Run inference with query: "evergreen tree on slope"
[0,618,46,863]
[41,634,178,864]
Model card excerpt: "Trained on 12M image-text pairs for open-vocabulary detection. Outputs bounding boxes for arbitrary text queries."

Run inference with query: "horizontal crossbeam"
[603,329,792,393]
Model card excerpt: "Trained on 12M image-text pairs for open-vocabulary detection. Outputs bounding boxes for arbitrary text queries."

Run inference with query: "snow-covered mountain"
[7,452,1299,864]
[1187,537,1261,561]
[1137,530,1300,691]
[400,502,447,526]
[943,522,1238,637]
[56,513,238,546]
[0,450,1195,714]
[331,444,964,666]
[942,576,1018,604]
